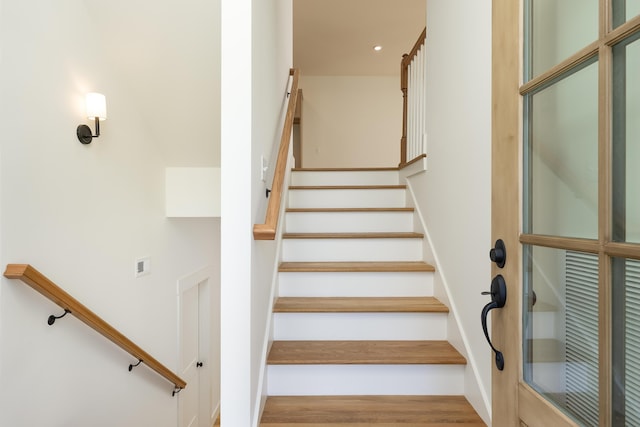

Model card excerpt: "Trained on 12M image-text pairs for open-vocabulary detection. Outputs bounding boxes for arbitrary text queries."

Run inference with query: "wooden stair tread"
[292,167,399,171]
[286,207,414,212]
[273,297,449,313]
[279,262,435,272]
[267,341,467,365]
[289,185,406,190]
[283,232,424,239]
[260,395,486,425]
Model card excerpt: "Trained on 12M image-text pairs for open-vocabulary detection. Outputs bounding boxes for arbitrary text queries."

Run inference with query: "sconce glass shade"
[86,92,107,120]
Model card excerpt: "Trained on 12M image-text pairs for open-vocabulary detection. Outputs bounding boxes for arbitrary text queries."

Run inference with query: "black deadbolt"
[489,239,506,268]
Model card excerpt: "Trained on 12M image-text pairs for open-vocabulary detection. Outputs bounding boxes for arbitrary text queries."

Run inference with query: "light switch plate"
[261,155,268,182]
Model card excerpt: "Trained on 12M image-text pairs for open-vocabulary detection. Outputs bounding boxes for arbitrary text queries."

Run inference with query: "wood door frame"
[493,0,640,425]
[491,1,524,425]
[491,0,587,424]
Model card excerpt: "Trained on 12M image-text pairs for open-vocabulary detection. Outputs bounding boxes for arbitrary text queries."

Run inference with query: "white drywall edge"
[165,167,221,217]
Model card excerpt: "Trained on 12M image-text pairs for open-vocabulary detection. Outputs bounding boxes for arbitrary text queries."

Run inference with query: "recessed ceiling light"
[373,45,383,52]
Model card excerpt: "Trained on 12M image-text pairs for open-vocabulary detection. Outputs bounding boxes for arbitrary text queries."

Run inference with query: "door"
[492,0,640,426]
[179,276,212,427]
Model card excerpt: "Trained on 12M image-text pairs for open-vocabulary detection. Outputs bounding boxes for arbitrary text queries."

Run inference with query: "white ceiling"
[294,0,426,76]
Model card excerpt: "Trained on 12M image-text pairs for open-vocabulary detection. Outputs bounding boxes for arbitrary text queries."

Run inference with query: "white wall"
[407,0,492,420]
[0,1,220,426]
[85,0,222,168]
[220,0,253,423]
[299,76,401,168]
[251,0,293,424]
[0,0,4,420]
[220,0,292,425]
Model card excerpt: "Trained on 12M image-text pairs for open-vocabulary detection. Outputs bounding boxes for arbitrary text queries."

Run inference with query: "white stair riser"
[291,171,399,187]
[285,211,414,233]
[267,365,465,396]
[288,189,406,209]
[282,239,423,262]
[273,313,447,340]
[278,272,434,297]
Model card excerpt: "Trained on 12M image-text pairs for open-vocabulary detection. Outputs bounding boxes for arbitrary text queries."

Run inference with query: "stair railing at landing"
[253,68,300,240]
[400,27,427,169]
[3,264,187,395]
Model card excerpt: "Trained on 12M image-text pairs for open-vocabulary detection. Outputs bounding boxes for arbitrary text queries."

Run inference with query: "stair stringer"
[251,149,296,427]
[404,176,491,425]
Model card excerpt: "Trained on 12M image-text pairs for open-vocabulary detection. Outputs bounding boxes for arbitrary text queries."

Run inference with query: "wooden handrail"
[253,68,300,240]
[4,264,187,392]
[400,28,427,168]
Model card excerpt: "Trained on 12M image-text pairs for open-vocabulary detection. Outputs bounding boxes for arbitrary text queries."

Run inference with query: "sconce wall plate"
[77,120,99,144]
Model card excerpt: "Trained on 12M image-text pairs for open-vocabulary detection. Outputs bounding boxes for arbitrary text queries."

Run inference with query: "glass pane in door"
[523,245,600,426]
[613,0,640,28]
[524,61,599,239]
[526,0,598,79]
[612,257,640,426]
[613,34,640,243]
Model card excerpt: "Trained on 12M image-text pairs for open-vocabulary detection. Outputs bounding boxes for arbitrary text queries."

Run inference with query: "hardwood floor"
[260,395,486,426]
[218,396,486,426]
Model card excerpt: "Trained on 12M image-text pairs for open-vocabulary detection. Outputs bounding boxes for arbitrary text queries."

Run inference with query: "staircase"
[260,168,485,426]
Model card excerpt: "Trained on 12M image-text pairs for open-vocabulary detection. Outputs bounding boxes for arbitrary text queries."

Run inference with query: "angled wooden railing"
[4,264,187,393]
[254,68,300,240]
[400,28,427,168]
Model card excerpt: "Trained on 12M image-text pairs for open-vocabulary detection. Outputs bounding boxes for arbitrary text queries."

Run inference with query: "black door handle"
[196,361,204,368]
[481,274,507,370]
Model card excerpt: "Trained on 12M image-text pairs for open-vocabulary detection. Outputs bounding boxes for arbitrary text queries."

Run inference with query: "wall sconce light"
[77,92,107,144]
